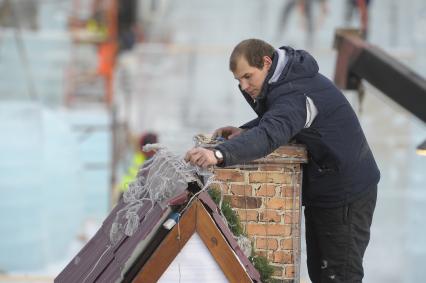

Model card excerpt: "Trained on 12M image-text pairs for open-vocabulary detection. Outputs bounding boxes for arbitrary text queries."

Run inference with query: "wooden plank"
[333,29,426,123]
[351,47,426,123]
[196,201,253,283]
[132,204,196,283]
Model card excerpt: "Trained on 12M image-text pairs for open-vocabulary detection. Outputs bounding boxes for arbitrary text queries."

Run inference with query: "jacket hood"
[271,46,319,85]
[240,46,319,115]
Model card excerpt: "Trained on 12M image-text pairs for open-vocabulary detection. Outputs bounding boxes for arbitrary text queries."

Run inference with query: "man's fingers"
[189,151,203,164]
[201,160,210,168]
[185,148,199,163]
[228,132,237,139]
[212,128,223,139]
[184,151,191,162]
[213,126,235,139]
[201,154,215,168]
[228,128,243,139]
[184,148,197,162]
[185,147,217,168]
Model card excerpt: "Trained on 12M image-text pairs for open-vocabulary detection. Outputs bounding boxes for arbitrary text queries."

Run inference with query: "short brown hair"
[229,39,275,72]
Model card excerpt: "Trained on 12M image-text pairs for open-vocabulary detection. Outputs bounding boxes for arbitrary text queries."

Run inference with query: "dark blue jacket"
[216,46,380,207]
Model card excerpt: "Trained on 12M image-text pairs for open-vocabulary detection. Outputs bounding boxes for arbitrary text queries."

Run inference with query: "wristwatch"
[213,149,224,164]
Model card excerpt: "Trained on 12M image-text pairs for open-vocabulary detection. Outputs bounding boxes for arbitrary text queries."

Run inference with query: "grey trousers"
[304,186,377,283]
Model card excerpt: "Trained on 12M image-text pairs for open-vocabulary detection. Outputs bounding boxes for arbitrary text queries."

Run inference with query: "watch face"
[215,150,223,159]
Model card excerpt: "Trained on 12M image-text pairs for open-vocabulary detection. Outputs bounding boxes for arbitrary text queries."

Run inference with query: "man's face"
[233,56,272,99]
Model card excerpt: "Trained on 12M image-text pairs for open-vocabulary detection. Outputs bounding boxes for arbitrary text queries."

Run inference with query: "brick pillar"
[212,145,307,282]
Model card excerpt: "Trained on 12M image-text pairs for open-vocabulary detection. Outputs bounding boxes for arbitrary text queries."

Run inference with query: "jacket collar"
[268,48,288,84]
[240,47,292,115]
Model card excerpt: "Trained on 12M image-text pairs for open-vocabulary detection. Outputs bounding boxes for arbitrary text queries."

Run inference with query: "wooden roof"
[55,190,260,283]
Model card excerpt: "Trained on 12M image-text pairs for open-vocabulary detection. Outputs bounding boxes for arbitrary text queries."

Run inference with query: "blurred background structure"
[0,0,425,282]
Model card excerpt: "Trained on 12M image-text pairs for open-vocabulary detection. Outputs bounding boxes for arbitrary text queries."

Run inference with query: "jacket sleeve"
[216,94,307,167]
[240,117,261,129]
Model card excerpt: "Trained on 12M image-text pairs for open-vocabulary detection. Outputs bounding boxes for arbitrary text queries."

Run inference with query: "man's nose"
[240,80,248,91]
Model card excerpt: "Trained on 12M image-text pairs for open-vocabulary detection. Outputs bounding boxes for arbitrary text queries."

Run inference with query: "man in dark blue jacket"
[185,38,379,282]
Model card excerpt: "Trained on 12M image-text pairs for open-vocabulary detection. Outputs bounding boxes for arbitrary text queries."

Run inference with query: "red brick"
[246,223,291,236]
[236,209,258,221]
[285,265,295,277]
[214,169,245,182]
[265,198,285,210]
[259,165,284,171]
[255,184,276,197]
[284,212,300,224]
[280,238,293,250]
[211,145,306,281]
[273,251,293,264]
[283,164,299,171]
[256,237,278,250]
[281,185,297,198]
[225,195,262,209]
[249,171,292,184]
[259,210,281,223]
[284,198,300,210]
[230,184,252,196]
[236,166,259,171]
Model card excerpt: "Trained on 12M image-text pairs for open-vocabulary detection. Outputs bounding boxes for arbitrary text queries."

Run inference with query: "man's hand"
[185,147,217,168]
[212,126,245,140]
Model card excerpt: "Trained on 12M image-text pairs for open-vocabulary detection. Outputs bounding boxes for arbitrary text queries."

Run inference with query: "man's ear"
[263,56,272,70]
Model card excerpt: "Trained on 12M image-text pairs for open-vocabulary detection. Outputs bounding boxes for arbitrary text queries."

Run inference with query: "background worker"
[185,38,380,282]
[345,0,371,39]
[118,132,158,197]
[276,0,328,48]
